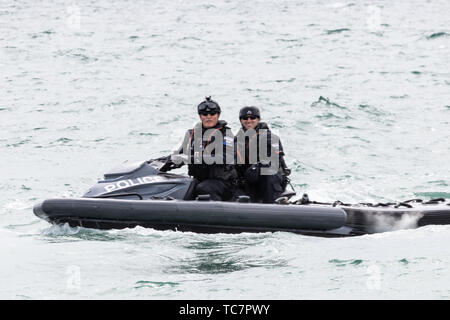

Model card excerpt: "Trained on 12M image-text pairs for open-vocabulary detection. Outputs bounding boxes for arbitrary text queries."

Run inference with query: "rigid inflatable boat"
[33,159,450,237]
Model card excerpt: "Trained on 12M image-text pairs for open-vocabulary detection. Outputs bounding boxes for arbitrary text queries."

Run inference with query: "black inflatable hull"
[33,198,450,237]
[34,198,352,237]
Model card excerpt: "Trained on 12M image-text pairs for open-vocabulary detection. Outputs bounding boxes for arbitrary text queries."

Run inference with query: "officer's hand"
[170,154,189,165]
[148,155,170,163]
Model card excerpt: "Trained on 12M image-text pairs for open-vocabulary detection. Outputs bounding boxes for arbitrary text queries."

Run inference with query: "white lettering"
[127,179,138,186]
[117,180,130,189]
[103,176,166,192]
[104,184,116,192]
[179,304,213,317]
[142,176,155,183]
[223,304,270,315]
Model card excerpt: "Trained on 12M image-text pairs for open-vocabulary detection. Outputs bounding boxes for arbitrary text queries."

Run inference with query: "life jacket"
[180,120,238,182]
[235,122,289,176]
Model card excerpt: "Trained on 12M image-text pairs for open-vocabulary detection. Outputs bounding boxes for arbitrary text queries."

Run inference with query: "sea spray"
[41,223,82,236]
[367,212,424,233]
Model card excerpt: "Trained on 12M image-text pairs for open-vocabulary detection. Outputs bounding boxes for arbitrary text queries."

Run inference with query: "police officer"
[173,97,238,201]
[235,106,290,203]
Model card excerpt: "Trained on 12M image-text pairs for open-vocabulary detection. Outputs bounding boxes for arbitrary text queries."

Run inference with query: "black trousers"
[245,173,286,203]
[194,179,235,201]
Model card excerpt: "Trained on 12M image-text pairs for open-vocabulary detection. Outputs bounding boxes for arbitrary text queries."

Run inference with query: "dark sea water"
[1,0,450,299]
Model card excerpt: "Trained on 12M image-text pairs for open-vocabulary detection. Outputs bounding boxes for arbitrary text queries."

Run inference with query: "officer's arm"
[277,140,291,175]
[176,129,192,155]
[267,133,290,175]
[160,130,192,171]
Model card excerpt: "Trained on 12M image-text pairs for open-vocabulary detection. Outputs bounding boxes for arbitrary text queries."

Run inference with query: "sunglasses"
[240,115,258,120]
[200,111,219,116]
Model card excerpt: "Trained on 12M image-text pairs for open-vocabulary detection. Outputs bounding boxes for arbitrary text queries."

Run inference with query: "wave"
[426,32,449,40]
[311,96,348,109]
[366,212,424,234]
[326,28,351,35]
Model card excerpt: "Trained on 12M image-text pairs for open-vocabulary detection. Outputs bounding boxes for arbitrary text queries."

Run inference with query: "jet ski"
[33,158,450,237]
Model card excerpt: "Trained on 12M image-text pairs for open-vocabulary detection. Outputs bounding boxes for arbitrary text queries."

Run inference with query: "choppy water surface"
[1,0,450,299]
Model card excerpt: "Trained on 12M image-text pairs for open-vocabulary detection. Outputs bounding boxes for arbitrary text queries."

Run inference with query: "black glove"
[160,161,183,172]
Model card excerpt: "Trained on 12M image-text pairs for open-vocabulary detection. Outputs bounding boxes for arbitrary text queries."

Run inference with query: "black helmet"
[197,96,221,114]
[239,106,260,119]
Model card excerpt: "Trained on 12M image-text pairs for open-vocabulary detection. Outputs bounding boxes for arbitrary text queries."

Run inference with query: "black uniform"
[235,122,290,203]
[177,120,238,201]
